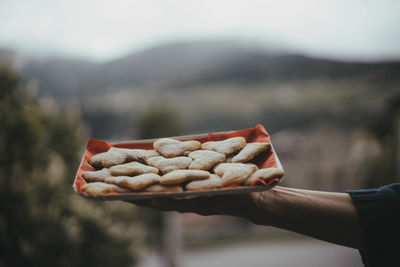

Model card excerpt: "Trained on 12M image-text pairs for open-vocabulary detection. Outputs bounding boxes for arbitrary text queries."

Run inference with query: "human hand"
[128,191,273,225]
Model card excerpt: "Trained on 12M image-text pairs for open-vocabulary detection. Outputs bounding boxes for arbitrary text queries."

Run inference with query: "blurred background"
[1,0,400,266]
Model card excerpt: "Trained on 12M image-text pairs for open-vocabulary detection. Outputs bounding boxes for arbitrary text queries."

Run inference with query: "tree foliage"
[0,65,136,267]
[138,102,184,139]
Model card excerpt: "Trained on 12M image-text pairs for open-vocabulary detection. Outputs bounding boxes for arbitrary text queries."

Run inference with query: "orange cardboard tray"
[73,124,284,200]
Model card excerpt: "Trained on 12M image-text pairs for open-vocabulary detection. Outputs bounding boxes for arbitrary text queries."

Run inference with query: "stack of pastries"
[81,137,284,196]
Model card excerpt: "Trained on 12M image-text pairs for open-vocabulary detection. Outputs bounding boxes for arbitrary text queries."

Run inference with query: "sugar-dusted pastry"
[245,167,284,186]
[153,138,201,158]
[214,163,258,186]
[224,153,234,163]
[159,170,210,185]
[124,148,160,162]
[81,168,112,183]
[100,147,127,168]
[183,151,192,157]
[88,152,108,169]
[82,182,131,196]
[109,161,159,176]
[188,150,225,170]
[185,174,223,191]
[144,184,183,193]
[146,156,192,174]
[201,137,246,155]
[232,142,271,163]
[101,147,159,168]
[105,173,160,191]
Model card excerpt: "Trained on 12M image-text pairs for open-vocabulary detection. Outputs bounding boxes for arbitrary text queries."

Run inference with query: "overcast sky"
[0,0,399,62]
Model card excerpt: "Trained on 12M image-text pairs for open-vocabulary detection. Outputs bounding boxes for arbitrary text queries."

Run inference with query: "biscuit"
[159,170,210,185]
[144,184,183,193]
[81,168,112,183]
[124,148,160,161]
[183,151,191,157]
[88,152,108,169]
[110,161,159,176]
[245,167,285,186]
[154,138,201,158]
[100,147,127,168]
[188,150,225,170]
[224,154,234,163]
[146,156,192,174]
[82,182,131,196]
[231,142,271,163]
[214,163,258,186]
[201,137,246,155]
[185,174,223,191]
[105,173,160,191]
[101,147,159,168]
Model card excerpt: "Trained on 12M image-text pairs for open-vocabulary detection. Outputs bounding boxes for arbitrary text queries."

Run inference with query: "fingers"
[126,198,190,212]
[128,196,225,215]
[152,197,210,215]
[152,194,251,216]
[125,199,153,208]
[126,193,256,217]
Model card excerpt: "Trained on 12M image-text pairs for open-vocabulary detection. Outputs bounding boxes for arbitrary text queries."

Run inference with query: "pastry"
[201,137,246,155]
[232,142,270,163]
[159,169,210,185]
[154,138,201,158]
[188,150,225,170]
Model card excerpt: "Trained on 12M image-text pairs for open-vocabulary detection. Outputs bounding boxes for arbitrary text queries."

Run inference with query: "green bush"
[0,65,137,267]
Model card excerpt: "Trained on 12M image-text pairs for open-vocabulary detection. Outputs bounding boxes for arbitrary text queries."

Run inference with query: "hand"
[128,191,273,225]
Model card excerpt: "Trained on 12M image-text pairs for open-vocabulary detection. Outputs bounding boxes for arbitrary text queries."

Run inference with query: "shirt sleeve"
[348,183,400,267]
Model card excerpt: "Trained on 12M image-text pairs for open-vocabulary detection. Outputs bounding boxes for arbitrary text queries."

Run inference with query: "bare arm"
[131,186,363,249]
[251,187,363,249]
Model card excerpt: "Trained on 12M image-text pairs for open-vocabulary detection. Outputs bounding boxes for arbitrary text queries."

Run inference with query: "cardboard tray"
[73,124,284,201]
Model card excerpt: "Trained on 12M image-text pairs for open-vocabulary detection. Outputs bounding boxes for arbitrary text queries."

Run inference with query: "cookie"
[153,138,201,158]
[185,174,223,191]
[201,137,246,155]
[81,168,112,183]
[82,182,131,196]
[102,147,159,168]
[105,173,160,191]
[88,152,108,169]
[188,150,225,170]
[224,154,234,163]
[100,147,127,168]
[146,156,192,174]
[159,170,210,185]
[144,184,183,193]
[123,148,159,161]
[231,142,271,163]
[245,167,285,186]
[214,163,258,186]
[109,161,159,176]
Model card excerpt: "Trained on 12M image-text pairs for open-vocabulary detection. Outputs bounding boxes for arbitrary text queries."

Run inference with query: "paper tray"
[73,124,284,201]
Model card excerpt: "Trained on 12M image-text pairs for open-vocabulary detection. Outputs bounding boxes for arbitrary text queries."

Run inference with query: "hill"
[17,41,400,97]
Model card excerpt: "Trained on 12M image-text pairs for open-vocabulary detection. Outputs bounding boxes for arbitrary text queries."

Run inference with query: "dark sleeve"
[348,183,400,267]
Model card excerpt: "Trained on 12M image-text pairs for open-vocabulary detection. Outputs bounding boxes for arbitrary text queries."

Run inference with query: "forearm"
[249,186,364,249]
[131,186,364,249]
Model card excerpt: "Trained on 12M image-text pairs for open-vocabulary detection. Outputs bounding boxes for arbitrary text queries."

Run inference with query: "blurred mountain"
[15,41,400,97]
[21,57,100,96]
